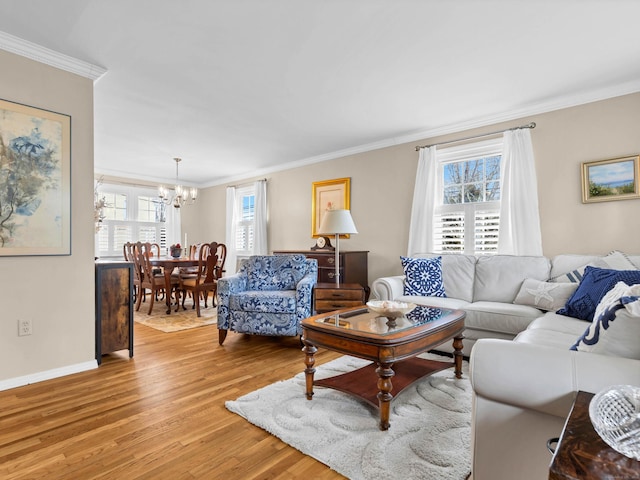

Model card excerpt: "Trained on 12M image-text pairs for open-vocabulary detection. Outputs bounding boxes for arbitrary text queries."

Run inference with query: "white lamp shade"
[318,209,358,235]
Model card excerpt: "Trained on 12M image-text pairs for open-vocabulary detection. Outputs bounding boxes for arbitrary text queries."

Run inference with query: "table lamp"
[318,209,358,285]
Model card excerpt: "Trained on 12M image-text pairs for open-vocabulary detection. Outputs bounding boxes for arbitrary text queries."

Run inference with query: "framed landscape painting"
[581,155,640,203]
[0,98,71,256]
[311,177,351,237]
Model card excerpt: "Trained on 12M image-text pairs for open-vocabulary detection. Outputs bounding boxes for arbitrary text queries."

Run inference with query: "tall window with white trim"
[95,184,168,258]
[234,185,256,256]
[434,138,502,255]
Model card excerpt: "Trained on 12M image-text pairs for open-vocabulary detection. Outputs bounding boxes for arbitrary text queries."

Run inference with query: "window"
[234,186,256,255]
[434,139,502,255]
[95,184,168,258]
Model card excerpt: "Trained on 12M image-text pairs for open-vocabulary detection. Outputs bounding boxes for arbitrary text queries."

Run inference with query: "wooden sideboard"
[95,261,134,365]
[273,249,369,297]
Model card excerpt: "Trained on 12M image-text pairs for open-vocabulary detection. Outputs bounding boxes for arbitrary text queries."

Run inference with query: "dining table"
[150,256,199,314]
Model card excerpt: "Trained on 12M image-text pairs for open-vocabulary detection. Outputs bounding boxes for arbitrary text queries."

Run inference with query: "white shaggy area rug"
[225,353,472,480]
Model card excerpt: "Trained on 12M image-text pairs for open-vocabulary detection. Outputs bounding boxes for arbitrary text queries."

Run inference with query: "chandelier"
[158,157,198,208]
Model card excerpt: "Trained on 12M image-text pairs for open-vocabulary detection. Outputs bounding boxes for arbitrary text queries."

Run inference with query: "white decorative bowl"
[366,300,416,319]
[589,384,640,460]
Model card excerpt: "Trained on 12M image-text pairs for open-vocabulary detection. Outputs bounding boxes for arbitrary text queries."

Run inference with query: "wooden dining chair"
[179,242,219,317]
[206,242,227,307]
[136,241,181,315]
[124,241,144,303]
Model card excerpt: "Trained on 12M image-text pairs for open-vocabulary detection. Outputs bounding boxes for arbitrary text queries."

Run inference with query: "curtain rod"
[228,178,267,188]
[414,122,536,151]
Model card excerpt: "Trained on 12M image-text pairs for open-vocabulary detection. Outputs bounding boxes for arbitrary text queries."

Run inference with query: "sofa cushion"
[570,282,640,359]
[549,254,601,279]
[525,312,591,335]
[401,256,446,297]
[550,251,637,283]
[465,301,542,335]
[413,253,477,302]
[473,255,551,303]
[557,266,640,321]
[513,279,578,311]
[514,327,580,350]
[396,295,469,311]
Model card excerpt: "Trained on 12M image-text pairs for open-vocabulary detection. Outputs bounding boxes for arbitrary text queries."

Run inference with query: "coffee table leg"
[303,341,317,400]
[453,335,464,379]
[376,363,395,430]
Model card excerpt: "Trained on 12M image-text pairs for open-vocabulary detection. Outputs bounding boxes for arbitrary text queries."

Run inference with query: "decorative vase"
[170,248,182,258]
[589,384,640,460]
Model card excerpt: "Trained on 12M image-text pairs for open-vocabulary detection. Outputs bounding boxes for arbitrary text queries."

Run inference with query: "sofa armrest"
[470,339,640,418]
[371,275,405,300]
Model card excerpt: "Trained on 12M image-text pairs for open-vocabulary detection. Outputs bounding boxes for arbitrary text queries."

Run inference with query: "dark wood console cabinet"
[273,249,369,295]
[95,261,134,365]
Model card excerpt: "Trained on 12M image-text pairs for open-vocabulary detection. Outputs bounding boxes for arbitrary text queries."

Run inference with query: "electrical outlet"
[18,319,32,336]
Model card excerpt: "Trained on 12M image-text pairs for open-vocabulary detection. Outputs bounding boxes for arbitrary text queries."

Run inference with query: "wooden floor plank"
[0,323,345,479]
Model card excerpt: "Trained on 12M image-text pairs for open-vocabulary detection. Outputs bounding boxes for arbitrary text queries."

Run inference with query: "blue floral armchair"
[217,254,318,345]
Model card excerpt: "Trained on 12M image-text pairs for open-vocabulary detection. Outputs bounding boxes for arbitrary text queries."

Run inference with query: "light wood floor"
[0,322,345,479]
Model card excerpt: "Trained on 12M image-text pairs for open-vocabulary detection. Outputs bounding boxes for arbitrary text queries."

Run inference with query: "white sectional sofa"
[371,253,556,355]
[372,252,640,480]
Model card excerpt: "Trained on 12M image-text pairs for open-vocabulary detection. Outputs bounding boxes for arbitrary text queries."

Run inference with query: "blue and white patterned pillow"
[400,256,446,297]
[556,266,640,321]
[571,281,640,360]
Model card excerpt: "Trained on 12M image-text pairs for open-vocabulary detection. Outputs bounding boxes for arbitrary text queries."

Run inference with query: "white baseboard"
[0,360,99,392]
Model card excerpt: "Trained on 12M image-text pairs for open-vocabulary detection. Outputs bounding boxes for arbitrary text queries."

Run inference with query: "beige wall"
[185,92,640,286]
[0,50,95,385]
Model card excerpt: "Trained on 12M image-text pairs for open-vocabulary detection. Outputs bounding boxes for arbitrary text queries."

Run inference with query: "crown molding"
[0,30,106,81]
[203,78,640,187]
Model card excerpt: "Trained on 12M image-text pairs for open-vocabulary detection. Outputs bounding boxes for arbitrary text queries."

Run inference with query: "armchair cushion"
[246,255,308,291]
[230,290,297,314]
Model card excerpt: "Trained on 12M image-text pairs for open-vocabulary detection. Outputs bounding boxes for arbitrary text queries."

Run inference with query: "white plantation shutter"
[95,184,176,258]
[433,212,464,253]
[474,210,500,254]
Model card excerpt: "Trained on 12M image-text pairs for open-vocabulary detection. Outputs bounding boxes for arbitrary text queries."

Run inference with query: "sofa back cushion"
[473,255,551,303]
[242,254,308,291]
[413,253,476,302]
[550,254,602,280]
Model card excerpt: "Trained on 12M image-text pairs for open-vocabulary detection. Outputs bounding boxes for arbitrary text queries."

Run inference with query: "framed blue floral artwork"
[0,98,71,255]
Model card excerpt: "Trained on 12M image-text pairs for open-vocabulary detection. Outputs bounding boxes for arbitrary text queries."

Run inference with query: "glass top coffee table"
[301,304,466,430]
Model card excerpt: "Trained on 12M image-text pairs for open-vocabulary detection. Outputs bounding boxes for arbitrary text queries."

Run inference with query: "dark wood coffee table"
[301,304,465,430]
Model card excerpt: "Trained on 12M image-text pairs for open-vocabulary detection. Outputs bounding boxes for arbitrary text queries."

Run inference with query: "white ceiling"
[0,0,639,187]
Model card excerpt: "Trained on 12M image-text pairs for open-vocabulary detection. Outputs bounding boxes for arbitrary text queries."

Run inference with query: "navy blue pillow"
[400,256,446,297]
[557,266,640,321]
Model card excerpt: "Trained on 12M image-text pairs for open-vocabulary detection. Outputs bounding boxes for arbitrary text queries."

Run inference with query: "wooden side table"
[314,282,365,313]
[549,390,640,479]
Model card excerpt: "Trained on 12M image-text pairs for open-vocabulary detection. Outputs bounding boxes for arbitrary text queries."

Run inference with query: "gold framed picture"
[581,155,640,203]
[0,98,71,255]
[311,177,351,237]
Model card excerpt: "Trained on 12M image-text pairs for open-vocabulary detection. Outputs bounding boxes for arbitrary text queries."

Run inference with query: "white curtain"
[253,179,268,255]
[225,186,238,274]
[165,204,181,253]
[407,146,438,256]
[498,128,543,255]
